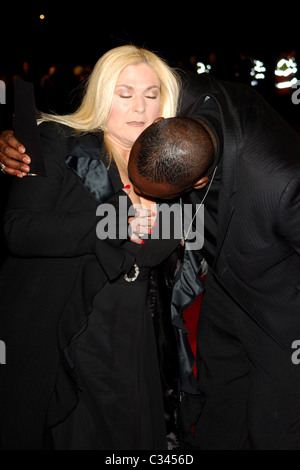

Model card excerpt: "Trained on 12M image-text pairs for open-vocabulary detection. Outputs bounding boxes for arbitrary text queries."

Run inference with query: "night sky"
[2,4,299,74]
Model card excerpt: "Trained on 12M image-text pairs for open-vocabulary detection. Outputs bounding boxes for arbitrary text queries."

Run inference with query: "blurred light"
[39,14,45,20]
[250,59,266,86]
[196,62,210,74]
[275,77,298,89]
[274,56,298,91]
[275,58,297,77]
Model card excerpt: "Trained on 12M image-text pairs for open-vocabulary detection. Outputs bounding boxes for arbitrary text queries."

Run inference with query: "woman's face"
[105,63,161,153]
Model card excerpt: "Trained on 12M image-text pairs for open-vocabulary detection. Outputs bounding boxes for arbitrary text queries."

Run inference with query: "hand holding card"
[14,78,46,176]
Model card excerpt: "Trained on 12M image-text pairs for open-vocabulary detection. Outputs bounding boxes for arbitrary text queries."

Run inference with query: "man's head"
[128,117,216,200]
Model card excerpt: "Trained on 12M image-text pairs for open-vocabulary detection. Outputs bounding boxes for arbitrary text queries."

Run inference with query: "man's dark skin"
[0,131,31,177]
[128,139,210,201]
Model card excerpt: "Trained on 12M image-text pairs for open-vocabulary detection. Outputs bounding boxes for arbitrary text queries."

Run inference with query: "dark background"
[0,5,299,265]
[2,5,299,70]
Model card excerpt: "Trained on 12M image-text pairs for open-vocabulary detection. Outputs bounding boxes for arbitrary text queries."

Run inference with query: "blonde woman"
[0,46,181,450]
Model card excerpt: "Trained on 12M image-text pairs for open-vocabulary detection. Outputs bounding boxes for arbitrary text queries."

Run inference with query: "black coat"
[0,122,178,449]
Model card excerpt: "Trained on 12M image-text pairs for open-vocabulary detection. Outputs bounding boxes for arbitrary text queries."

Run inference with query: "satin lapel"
[65,132,115,203]
[171,246,205,394]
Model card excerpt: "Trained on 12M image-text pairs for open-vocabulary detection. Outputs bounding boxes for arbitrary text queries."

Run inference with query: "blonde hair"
[38,45,181,165]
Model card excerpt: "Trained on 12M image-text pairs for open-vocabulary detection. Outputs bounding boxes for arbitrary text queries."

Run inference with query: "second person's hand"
[0,130,31,177]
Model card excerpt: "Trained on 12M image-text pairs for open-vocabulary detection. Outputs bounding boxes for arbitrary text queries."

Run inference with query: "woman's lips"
[127,121,145,127]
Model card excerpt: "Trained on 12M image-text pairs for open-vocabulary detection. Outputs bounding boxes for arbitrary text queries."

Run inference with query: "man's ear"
[193,176,209,190]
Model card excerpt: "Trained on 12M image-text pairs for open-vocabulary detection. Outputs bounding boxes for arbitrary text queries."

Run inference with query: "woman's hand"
[123,185,155,245]
[0,131,31,177]
[128,205,155,245]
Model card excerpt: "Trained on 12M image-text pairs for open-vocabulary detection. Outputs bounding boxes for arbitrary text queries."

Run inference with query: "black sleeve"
[123,202,181,269]
[3,122,136,279]
[3,122,99,257]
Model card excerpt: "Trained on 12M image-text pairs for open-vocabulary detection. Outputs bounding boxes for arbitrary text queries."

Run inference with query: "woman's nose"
[133,96,145,113]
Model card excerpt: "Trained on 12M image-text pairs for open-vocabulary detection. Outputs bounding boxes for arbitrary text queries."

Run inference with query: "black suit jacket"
[178,72,300,352]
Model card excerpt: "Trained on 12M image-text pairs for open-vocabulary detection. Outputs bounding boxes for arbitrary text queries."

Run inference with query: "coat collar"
[65,132,115,203]
[182,74,239,266]
[185,75,238,198]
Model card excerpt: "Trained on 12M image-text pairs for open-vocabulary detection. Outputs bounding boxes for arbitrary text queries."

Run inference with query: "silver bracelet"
[123,263,140,282]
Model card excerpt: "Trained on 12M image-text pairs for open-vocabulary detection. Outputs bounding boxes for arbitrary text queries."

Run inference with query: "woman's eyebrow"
[116,85,160,90]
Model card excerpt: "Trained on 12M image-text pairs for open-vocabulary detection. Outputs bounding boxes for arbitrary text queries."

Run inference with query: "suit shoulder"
[37,121,78,174]
[38,121,76,141]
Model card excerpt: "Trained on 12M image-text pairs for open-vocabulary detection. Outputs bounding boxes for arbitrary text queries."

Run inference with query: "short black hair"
[134,117,215,189]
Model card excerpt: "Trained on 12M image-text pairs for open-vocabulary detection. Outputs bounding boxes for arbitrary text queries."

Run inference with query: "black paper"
[14,78,46,176]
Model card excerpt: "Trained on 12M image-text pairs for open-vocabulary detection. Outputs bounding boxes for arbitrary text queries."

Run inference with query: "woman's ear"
[193,176,209,190]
